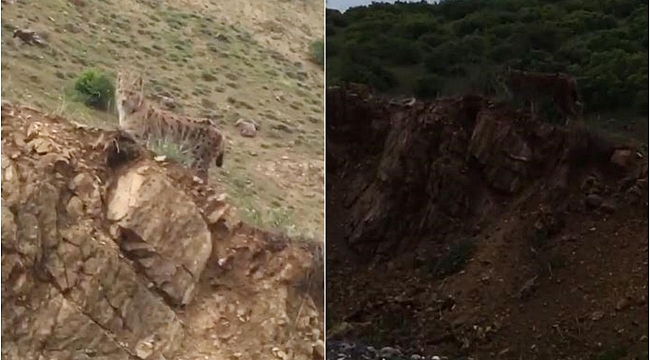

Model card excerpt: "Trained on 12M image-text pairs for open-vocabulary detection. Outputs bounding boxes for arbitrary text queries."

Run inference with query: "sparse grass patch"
[147,139,193,165]
[225,175,299,236]
[530,227,550,250]
[430,237,476,277]
[596,345,629,360]
[201,71,217,82]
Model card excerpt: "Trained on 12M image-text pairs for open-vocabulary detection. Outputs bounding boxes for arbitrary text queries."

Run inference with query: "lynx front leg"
[189,145,211,182]
[190,158,210,182]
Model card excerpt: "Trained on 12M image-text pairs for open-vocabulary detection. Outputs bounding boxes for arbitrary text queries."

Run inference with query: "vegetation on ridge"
[326,0,648,122]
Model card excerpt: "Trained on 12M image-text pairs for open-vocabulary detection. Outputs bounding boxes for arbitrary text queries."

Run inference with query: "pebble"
[326,341,448,360]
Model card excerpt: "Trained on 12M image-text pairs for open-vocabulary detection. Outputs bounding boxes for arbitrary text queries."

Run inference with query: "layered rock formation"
[1,101,324,360]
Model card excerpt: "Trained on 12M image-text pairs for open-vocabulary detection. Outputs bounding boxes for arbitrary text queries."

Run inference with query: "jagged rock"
[615,298,630,311]
[1,101,323,360]
[591,311,605,321]
[106,163,212,306]
[235,118,259,138]
[469,109,533,193]
[585,194,604,208]
[1,161,184,360]
[12,29,46,46]
[518,275,539,299]
[601,199,617,213]
[610,149,633,168]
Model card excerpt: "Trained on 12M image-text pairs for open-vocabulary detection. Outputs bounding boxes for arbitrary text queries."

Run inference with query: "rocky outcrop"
[326,87,646,257]
[1,101,323,360]
[106,163,212,306]
[326,87,648,359]
[235,118,260,138]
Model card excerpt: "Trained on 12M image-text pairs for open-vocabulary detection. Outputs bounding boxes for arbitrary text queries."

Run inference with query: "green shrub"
[309,39,324,67]
[72,68,115,111]
[414,74,443,99]
[326,1,648,117]
[432,237,476,277]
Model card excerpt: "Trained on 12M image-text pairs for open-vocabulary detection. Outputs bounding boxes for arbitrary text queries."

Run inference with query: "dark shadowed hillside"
[325,86,648,360]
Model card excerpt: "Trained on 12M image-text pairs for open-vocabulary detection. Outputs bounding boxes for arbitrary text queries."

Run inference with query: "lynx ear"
[134,75,144,92]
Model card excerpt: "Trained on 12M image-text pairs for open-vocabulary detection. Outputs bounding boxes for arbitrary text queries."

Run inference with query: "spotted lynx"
[116,69,225,181]
[344,81,374,100]
[499,69,583,125]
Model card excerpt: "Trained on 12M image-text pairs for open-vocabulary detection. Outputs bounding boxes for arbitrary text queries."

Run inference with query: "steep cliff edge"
[1,101,324,360]
[326,88,648,359]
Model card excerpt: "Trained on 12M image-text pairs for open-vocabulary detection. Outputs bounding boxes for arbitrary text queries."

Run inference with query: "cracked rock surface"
[1,101,324,360]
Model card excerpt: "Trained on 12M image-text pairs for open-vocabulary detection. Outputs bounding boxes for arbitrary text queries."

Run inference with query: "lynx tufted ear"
[133,75,144,92]
[117,69,124,85]
[117,68,133,90]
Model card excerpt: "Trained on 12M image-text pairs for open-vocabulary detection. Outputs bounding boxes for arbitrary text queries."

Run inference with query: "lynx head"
[116,69,145,125]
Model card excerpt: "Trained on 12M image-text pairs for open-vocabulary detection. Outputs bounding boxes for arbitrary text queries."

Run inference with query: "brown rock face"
[326,87,648,359]
[326,87,644,257]
[1,101,323,360]
[106,164,212,306]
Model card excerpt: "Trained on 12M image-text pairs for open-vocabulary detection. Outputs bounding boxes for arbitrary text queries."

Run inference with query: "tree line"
[326,0,648,116]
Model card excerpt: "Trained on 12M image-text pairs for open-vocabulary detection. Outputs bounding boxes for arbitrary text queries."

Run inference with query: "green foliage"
[596,345,628,360]
[309,39,324,67]
[326,0,649,117]
[72,68,115,111]
[414,74,443,99]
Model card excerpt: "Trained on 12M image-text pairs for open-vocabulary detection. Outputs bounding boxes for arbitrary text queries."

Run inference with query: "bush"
[72,68,115,111]
[431,237,476,277]
[414,74,444,98]
[309,39,324,67]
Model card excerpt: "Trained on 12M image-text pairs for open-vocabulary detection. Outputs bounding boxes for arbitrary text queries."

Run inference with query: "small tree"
[73,68,115,111]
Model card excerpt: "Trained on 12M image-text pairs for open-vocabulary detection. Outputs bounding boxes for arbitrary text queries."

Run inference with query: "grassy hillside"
[2,0,324,239]
[326,0,648,138]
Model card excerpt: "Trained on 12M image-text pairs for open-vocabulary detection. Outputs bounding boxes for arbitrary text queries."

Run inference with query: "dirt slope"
[1,0,324,238]
[325,87,649,360]
[1,101,324,360]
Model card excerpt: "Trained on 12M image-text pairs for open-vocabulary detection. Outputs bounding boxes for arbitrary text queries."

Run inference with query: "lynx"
[116,69,225,181]
[500,69,583,125]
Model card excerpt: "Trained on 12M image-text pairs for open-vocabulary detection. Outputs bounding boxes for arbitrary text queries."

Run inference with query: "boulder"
[106,164,212,306]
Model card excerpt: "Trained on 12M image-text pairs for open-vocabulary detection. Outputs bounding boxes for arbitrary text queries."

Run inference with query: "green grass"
[148,139,193,165]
